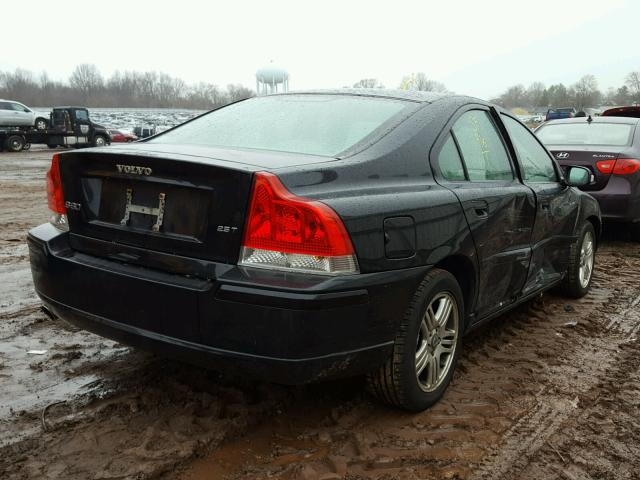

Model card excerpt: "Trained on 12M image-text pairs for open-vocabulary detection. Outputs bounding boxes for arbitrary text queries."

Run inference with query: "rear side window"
[0,102,9,110]
[437,135,466,181]
[452,110,513,181]
[150,94,413,157]
[537,123,634,146]
[502,115,557,182]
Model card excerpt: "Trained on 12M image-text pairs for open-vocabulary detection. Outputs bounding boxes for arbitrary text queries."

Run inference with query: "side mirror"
[565,166,593,187]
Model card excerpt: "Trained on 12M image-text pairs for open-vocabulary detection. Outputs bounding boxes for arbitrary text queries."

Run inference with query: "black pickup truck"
[0,106,110,152]
[28,90,601,411]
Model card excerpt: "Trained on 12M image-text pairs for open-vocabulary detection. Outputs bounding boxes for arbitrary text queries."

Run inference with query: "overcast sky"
[1,0,638,99]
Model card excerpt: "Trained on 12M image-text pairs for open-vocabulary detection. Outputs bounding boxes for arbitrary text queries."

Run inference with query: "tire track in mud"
[470,250,640,480]
[178,243,640,480]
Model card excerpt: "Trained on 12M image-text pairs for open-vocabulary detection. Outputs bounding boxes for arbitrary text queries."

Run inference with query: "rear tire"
[559,222,595,298]
[367,268,464,411]
[4,135,25,152]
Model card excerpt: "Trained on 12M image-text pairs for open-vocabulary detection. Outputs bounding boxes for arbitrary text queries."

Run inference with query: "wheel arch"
[586,215,601,245]
[434,254,476,326]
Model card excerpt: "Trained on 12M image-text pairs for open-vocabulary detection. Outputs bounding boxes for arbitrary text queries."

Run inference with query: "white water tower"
[256,63,289,95]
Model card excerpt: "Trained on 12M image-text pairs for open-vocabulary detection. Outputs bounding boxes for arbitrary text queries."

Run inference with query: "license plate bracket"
[120,188,166,232]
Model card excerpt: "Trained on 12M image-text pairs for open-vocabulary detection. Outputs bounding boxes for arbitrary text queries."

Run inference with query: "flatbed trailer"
[0,106,110,152]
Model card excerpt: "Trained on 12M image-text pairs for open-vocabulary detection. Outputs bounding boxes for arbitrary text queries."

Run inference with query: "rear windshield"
[150,94,413,156]
[537,123,634,146]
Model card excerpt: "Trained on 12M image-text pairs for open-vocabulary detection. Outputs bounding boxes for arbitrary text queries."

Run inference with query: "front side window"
[452,110,513,181]
[75,110,89,121]
[437,135,466,181]
[150,94,414,157]
[502,115,557,182]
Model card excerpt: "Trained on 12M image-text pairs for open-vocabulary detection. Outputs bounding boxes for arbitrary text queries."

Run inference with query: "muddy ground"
[1,146,639,480]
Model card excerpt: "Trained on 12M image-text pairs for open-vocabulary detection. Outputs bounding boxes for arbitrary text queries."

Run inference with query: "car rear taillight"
[46,154,68,230]
[613,159,640,175]
[239,172,359,275]
[596,159,640,175]
[596,160,615,174]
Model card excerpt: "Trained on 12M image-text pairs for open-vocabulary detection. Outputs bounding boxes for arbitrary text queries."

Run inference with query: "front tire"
[367,268,464,411]
[93,135,107,147]
[35,118,48,130]
[560,222,595,298]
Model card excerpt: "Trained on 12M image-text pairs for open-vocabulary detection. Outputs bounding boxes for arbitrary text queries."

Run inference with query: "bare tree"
[494,84,527,109]
[571,75,601,109]
[399,73,447,93]
[626,71,640,104]
[352,78,384,89]
[0,64,248,109]
[526,82,547,108]
[226,84,254,103]
[69,64,104,103]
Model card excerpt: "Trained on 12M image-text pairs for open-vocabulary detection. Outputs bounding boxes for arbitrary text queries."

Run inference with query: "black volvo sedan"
[29,90,600,411]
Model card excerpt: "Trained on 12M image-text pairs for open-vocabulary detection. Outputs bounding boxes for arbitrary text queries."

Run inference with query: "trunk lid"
[58,147,256,266]
[548,146,627,191]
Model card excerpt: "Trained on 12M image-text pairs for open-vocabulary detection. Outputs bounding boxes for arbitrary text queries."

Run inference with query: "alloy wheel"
[579,231,594,288]
[415,292,459,392]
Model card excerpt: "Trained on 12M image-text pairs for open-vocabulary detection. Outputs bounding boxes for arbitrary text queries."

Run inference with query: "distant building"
[256,63,289,95]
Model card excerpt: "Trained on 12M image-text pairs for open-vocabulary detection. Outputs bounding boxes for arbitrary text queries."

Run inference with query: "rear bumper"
[28,224,428,384]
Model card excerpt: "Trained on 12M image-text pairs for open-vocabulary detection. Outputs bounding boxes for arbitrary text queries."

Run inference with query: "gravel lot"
[1,147,639,480]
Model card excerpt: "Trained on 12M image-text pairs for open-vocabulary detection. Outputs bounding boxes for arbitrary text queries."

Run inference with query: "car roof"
[542,116,640,126]
[53,106,88,110]
[273,88,459,104]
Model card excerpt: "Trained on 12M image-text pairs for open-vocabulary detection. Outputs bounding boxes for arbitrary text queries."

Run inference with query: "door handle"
[469,200,489,218]
[474,207,489,218]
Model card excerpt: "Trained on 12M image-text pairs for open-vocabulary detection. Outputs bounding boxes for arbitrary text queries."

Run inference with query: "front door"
[72,109,91,139]
[0,101,11,125]
[433,108,536,319]
[8,102,33,126]
[500,114,579,294]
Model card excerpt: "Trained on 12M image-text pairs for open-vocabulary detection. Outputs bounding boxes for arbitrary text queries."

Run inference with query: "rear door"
[0,101,11,125]
[501,114,579,293]
[432,107,536,319]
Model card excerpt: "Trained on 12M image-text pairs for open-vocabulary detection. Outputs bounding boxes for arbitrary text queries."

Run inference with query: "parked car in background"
[546,107,576,121]
[0,99,50,129]
[133,125,156,138]
[602,106,640,118]
[109,129,138,143]
[536,116,640,240]
[29,90,600,411]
